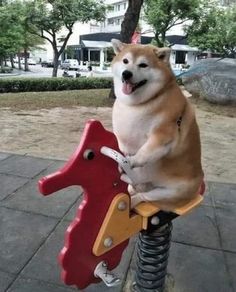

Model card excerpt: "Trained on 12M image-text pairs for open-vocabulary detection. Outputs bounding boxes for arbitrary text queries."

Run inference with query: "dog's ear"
[154,47,171,63]
[111,39,126,55]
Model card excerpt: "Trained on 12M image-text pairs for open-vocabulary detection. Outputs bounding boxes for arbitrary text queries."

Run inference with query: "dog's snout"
[122,70,133,81]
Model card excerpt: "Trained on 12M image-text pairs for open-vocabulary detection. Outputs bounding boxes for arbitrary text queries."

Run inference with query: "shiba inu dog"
[111,39,204,211]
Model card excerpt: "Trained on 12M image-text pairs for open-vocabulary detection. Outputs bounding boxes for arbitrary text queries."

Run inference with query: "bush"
[0,77,113,93]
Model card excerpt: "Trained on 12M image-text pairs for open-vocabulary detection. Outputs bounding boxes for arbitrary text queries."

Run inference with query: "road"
[2,64,112,78]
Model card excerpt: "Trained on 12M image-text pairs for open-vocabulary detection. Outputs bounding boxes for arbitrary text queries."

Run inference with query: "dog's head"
[111,39,174,105]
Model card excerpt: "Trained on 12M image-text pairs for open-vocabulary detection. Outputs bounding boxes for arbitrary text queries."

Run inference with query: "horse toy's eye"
[83,149,95,160]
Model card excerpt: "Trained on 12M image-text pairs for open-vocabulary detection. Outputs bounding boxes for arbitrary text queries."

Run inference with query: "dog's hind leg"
[130,186,178,209]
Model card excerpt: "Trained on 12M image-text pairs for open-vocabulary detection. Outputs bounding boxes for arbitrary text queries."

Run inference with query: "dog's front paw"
[118,164,124,174]
[128,184,136,196]
[130,193,144,208]
[128,154,146,168]
[120,173,133,184]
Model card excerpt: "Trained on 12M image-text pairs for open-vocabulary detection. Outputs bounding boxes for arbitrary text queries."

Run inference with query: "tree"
[120,0,144,43]
[0,1,45,71]
[27,0,107,77]
[0,0,7,6]
[0,2,23,69]
[186,5,236,57]
[18,1,45,71]
[8,1,45,71]
[109,0,143,98]
[143,0,204,47]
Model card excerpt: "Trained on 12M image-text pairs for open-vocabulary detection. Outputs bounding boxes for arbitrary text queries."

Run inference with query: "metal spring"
[133,222,172,292]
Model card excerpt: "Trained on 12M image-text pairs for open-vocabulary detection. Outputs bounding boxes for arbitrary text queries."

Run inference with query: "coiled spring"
[133,222,172,292]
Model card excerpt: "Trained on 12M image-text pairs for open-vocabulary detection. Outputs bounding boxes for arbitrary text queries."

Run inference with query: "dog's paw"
[130,193,144,209]
[118,164,124,174]
[128,154,146,168]
[120,173,133,184]
[128,184,136,196]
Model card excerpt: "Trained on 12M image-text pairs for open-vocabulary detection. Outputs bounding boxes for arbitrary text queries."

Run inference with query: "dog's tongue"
[122,82,134,95]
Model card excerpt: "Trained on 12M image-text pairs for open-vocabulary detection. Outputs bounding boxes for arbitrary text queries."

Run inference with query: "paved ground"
[0,152,235,292]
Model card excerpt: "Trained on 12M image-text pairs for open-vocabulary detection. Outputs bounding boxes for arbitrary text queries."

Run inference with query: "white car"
[61,59,79,70]
[20,58,37,65]
[28,58,37,65]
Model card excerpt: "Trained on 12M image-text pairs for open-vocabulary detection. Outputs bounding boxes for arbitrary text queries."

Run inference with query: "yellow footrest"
[134,202,160,217]
[173,194,203,215]
[134,194,203,217]
[93,193,203,256]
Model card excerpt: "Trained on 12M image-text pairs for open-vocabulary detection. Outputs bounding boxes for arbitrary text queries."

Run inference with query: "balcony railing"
[106,0,126,4]
[107,10,125,18]
[101,25,121,33]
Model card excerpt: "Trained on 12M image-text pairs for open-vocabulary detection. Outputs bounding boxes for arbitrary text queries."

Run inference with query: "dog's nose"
[122,70,133,81]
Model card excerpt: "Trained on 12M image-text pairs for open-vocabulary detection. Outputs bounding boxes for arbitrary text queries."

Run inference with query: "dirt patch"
[189,94,236,118]
[0,105,235,184]
[196,109,236,183]
[0,106,112,160]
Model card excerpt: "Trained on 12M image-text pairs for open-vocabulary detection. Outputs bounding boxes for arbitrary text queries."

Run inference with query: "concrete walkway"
[0,152,235,292]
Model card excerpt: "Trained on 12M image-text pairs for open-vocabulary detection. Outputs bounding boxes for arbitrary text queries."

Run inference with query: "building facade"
[65,0,198,68]
[32,0,234,67]
[103,0,128,33]
[33,0,206,68]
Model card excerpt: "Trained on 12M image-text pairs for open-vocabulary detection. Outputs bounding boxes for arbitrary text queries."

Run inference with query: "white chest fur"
[112,100,163,155]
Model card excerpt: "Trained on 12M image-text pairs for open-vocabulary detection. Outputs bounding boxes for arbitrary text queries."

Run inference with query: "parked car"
[41,60,54,67]
[20,58,37,65]
[61,59,79,70]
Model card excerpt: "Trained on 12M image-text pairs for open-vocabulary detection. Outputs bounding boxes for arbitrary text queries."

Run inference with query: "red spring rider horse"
[38,120,205,290]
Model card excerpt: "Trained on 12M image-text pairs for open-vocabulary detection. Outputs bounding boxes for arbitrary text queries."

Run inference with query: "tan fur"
[111,40,203,211]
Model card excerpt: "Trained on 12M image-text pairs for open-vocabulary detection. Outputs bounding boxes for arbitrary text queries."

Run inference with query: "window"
[175,51,187,64]
[108,18,114,25]
[115,18,121,25]
[90,51,100,62]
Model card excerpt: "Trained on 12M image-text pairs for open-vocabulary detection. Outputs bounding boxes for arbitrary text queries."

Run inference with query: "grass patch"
[0,89,113,111]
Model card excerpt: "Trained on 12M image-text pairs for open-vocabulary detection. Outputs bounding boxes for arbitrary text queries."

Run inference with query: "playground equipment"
[38,120,205,291]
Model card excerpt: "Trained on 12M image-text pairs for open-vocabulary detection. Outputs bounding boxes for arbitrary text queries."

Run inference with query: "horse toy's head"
[39,120,127,196]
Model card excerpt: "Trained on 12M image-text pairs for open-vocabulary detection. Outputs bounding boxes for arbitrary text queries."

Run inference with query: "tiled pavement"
[0,152,235,292]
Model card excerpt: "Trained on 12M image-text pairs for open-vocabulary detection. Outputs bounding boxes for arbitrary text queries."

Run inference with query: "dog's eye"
[123,58,129,64]
[139,63,148,68]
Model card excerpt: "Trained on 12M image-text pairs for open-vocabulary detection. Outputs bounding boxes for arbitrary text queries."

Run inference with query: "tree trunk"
[108,83,115,99]
[154,33,163,47]
[160,32,166,47]
[17,54,22,70]
[120,0,144,43]
[109,0,144,98]
[10,55,15,68]
[52,52,60,77]
[52,61,58,77]
[24,48,29,71]
[0,58,4,70]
